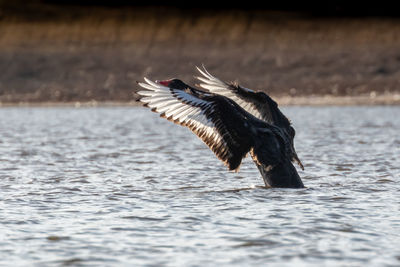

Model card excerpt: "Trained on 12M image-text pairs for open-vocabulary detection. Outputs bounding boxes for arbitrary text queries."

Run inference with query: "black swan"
[137,66,304,188]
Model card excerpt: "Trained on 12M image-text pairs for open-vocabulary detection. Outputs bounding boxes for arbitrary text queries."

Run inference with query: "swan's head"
[157,79,187,90]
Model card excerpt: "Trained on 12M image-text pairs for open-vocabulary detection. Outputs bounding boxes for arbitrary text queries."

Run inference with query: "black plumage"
[137,66,304,188]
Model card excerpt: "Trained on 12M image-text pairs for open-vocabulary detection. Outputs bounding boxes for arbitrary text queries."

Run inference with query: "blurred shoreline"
[1,93,400,107]
[1,3,400,105]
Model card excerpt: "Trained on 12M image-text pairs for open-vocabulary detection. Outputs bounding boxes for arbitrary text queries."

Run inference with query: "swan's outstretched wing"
[195,66,303,169]
[196,66,282,125]
[137,78,256,171]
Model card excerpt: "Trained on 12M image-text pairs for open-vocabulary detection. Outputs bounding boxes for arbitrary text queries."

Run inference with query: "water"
[0,106,399,266]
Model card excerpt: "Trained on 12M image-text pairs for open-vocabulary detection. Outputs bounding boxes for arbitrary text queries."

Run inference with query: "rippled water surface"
[1,106,399,266]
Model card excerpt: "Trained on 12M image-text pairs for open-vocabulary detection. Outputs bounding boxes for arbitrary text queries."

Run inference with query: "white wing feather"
[138,78,237,166]
[195,66,264,120]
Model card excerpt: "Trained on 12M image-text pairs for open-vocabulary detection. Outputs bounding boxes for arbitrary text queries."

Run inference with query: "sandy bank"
[1,5,400,104]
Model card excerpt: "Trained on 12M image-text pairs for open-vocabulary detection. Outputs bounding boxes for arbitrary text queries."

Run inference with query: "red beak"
[157,79,172,86]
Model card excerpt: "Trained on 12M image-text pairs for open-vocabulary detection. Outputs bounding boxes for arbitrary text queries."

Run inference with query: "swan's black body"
[137,67,304,188]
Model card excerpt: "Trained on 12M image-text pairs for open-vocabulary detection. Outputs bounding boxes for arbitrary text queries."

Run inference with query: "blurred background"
[1,0,400,104]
